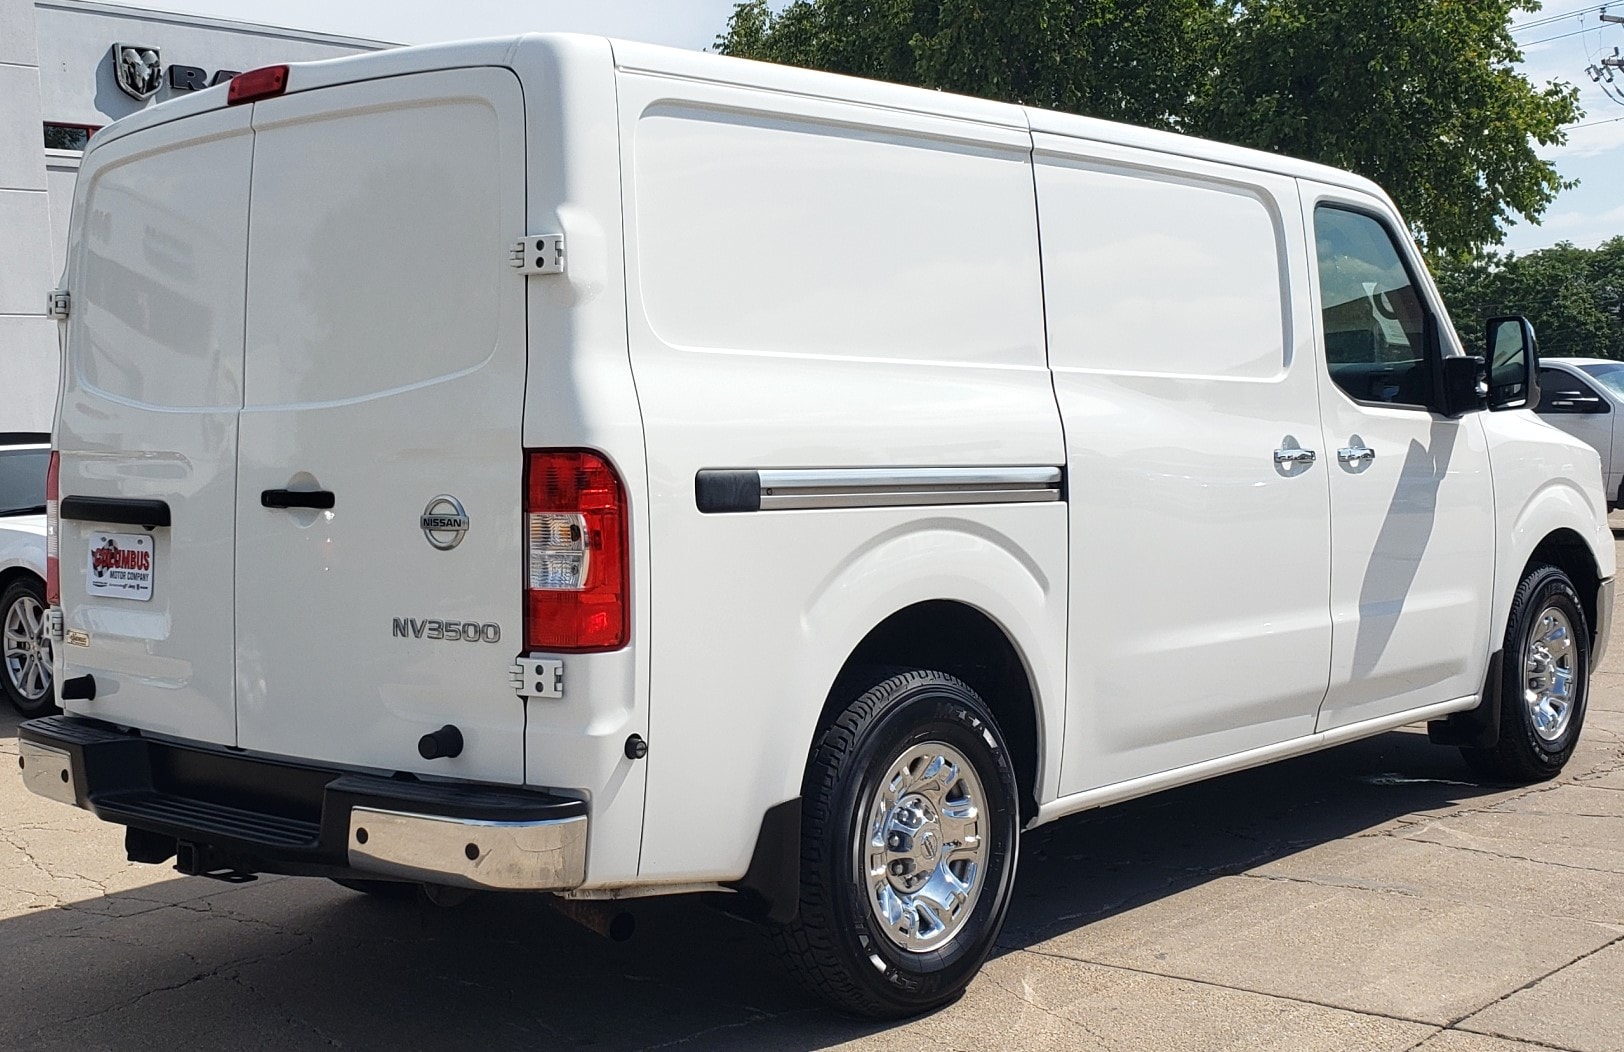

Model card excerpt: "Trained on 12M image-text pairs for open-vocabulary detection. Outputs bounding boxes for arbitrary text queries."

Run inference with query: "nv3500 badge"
[391,618,501,643]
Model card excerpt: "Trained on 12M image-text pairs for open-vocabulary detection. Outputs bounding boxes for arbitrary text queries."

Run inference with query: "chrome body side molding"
[695,466,1063,513]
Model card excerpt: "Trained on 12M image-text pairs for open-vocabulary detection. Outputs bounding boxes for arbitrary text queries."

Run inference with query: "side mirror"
[1484,315,1540,411]
[1438,354,1487,417]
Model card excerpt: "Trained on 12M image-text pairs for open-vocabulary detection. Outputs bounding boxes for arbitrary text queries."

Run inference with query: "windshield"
[0,449,48,516]
[1579,362,1624,397]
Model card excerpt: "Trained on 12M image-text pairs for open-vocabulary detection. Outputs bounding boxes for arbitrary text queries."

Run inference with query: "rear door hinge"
[512,657,564,700]
[46,288,70,319]
[510,234,565,275]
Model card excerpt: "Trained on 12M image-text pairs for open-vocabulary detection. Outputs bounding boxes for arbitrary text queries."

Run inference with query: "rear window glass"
[0,449,48,516]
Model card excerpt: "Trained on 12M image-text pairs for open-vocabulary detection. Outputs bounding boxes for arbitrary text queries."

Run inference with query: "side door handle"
[261,489,335,510]
[1337,446,1376,465]
[1274,448,1317,465]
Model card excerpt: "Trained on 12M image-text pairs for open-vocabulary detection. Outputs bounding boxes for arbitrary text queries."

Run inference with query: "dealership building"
[0,0,388,431]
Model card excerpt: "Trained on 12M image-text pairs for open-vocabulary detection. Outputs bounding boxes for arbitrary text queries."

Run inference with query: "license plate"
[85,532,155,601]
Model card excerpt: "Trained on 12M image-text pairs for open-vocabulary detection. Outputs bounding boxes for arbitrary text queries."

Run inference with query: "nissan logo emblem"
[421,495,469,551]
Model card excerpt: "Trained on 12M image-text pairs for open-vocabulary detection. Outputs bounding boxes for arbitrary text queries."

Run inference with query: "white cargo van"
[21,35,1616,1017]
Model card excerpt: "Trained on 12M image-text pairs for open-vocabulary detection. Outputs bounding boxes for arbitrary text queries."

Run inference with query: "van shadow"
[0,717,1502,1051]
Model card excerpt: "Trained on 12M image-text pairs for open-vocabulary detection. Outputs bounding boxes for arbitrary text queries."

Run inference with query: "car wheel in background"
[1,576,55,717]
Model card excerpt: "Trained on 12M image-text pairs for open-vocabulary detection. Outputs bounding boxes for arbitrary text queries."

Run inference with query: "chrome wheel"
[1525,605,1576,743]
[861,741,987,953]
[3,591,51,704]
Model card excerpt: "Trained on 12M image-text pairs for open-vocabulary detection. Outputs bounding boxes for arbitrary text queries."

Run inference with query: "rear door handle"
[261,489,335,510]
[1274,448,1317,465]
[1338,446,1376,465]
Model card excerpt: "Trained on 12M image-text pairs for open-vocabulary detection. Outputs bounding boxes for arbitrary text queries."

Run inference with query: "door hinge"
[510,234,565,275]
[511,657,564,700]
[46,288,70,319]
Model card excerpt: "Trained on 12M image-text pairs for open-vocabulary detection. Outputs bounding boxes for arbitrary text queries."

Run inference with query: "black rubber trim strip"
[695,469,761,513]
[60,495,171,528]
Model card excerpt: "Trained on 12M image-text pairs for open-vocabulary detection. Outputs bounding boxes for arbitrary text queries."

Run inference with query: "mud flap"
[1427,650,1503,749]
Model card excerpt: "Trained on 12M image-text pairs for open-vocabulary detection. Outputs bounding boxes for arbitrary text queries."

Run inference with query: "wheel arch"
[721,511,1067,923]
[1527,528,1603,645]
[819,600,1044,823]
[0,565,44,596]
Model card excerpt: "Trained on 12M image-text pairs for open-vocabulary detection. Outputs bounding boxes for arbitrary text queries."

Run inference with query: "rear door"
[233,69,530,783]
[56,107,253,745]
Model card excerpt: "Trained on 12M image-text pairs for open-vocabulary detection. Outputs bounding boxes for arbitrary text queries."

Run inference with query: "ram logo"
[392,618,501,644]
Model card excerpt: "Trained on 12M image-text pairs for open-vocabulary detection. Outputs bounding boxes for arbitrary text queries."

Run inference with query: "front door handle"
[261,488,335,510]
[1338,446,1376,465]
[1274,448,1317,465]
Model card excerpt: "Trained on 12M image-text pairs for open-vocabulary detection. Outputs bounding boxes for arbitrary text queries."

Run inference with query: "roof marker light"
[227,65,288,105]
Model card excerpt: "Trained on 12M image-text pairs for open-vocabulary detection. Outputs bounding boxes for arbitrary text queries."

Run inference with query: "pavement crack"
[1447,930,1624,1031]
[1017,947,1438,1029]
[1239,871,1420,896]
[1393,832,1624,876]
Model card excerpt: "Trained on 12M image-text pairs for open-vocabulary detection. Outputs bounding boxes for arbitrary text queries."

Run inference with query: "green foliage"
[1433,239,1624,360]
[1201,0,1578,258]
[715,0,1581,258]
[716,0,1218,129]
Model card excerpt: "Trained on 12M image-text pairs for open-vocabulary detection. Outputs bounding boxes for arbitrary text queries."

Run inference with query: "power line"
[1512,3,1609,34]
[1569,113,1624,126]
[1523,23,1606,47]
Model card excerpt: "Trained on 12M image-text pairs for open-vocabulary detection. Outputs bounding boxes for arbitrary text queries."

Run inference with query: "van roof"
[87,32,1391,207]
[608,37,1392,204]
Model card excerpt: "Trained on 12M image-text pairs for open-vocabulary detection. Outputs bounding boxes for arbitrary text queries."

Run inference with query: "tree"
[716,0,1581,259]
[1433,239,1624,360]
[1200,0,1579,259]
[716,0,1218,129]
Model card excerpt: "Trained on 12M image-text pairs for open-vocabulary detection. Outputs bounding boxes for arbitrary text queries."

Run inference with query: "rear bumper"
[17,715,587,891]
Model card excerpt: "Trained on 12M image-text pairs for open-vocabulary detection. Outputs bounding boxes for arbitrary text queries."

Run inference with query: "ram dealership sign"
[110,43,241,101]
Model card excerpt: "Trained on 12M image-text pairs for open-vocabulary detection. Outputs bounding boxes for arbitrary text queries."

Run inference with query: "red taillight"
[45,451,59,604]
[227,65,288,105]
[525,451,628,652]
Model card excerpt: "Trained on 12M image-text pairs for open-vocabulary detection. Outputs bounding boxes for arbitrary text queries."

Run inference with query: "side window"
[1536,368,1610,415]
[1313,206,1433,408]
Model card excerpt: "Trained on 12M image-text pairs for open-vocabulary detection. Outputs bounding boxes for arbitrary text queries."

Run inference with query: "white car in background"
[0,434,52,716]
[1537,358,1624,509]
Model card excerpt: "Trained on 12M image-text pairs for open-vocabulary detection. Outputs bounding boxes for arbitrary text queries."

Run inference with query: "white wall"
[0,0,58,433]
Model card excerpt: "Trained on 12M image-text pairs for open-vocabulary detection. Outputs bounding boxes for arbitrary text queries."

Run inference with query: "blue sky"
[96,0,1621,256]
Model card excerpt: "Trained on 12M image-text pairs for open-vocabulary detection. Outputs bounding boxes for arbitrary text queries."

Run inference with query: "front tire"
[1,577,55,718]
[1462,564,1589,782]
[773,669,1019,1018]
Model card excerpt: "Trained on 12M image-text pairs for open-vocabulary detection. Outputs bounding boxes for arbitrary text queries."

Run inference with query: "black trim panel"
[60,495,171,528]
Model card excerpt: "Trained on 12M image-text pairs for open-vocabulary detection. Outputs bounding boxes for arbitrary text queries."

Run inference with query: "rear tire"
[1461,564,1589,782]
[1,577,55,718]
[772,669,1019,1019]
